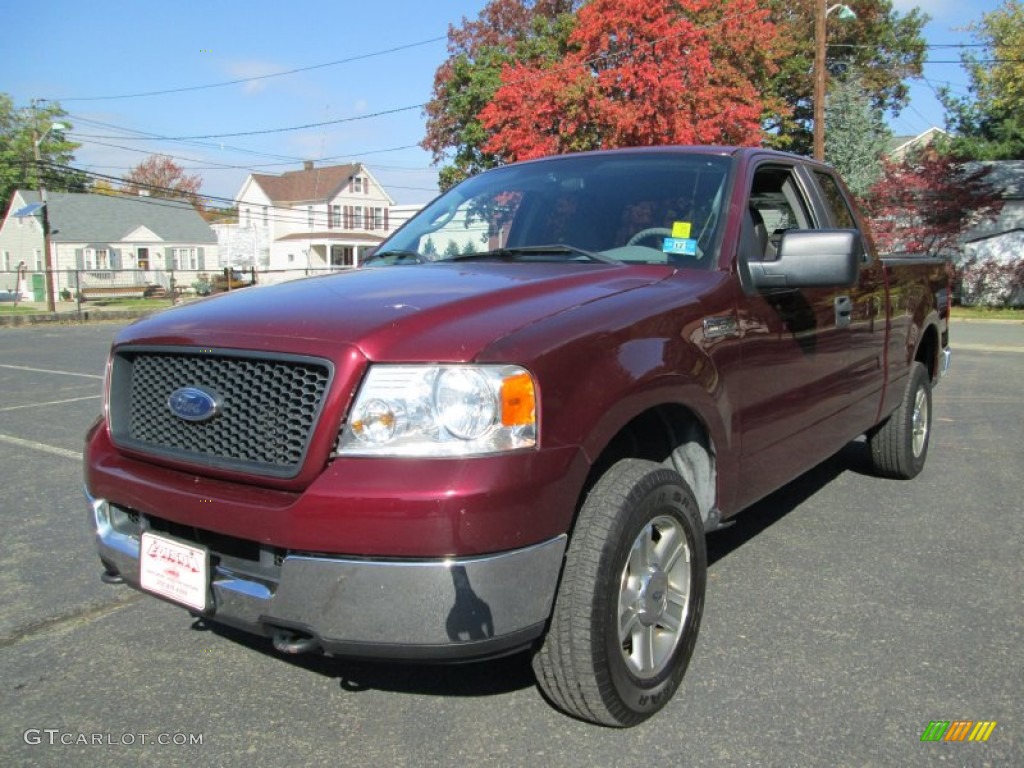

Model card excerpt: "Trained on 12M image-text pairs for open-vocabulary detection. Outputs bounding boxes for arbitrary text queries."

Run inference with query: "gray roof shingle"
[19,191,216,244]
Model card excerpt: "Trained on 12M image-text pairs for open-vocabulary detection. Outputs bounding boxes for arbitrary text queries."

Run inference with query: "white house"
[233,161,396,274]
[887,127,951,162]
[0,190,217,303]
[958,161,1024,306]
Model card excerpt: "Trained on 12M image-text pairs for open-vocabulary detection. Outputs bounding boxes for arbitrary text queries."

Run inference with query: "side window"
[745,166,814,261]
[814,171,857,229]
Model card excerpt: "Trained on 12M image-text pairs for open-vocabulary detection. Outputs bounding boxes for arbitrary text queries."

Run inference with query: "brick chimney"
[303,160,314,171]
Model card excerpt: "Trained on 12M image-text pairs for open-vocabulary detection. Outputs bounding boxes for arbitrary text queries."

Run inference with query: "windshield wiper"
[449,244,619,264]
[362,249,427,266]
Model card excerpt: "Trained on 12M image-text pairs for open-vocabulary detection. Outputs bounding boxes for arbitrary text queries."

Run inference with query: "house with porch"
[0,190,217,303]
[233,161,396,274]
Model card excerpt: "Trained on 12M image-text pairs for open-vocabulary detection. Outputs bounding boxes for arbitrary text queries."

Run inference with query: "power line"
[50,36,447,102]
[74,136,427,172]
[68,114,305,162]
[67,6,772,149]
[70,103,426,142]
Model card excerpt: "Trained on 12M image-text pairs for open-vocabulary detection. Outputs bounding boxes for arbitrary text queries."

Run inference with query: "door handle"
[835,295,852,328]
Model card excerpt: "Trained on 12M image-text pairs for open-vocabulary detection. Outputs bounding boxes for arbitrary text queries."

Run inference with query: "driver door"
[732,161,850,506]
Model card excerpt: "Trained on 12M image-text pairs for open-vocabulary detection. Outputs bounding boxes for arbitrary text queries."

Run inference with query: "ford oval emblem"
[167,386,220,423]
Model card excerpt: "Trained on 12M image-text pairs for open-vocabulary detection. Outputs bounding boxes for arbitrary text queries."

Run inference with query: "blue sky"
[3,0,1000,205]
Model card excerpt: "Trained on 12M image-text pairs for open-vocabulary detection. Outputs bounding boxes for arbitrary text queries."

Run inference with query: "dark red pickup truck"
[86,147,950,726]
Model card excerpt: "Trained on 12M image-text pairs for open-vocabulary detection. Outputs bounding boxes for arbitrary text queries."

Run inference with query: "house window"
[84,248,109,270]
[172,248,198,270]
[353,177,362,194]
[244,207,250,226]
[3,251,9,271]
[34,249,42,271]
[373,207,384,230]
[353,206,363,229]
[330,205,341,229]
[331,245,354,267]
[262,206,268,226]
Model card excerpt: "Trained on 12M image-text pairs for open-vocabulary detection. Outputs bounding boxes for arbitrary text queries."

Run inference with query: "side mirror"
[748,230,862,290]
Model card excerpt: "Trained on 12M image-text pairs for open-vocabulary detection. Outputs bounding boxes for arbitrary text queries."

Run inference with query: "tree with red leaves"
[123,154,202,201]
[477,0,782,163]
[861,146,1003,257]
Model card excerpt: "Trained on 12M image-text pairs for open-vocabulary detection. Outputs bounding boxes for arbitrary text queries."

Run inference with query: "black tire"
[533,459,706,727]
[868,361,932,479]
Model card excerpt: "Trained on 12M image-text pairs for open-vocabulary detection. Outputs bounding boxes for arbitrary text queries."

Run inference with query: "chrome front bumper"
[88,491,565,660]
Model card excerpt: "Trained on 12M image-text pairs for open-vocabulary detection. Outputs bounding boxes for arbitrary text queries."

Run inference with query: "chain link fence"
[0,266,355,312]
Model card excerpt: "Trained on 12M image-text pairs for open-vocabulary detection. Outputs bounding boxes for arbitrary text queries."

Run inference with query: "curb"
[0,308,154,328]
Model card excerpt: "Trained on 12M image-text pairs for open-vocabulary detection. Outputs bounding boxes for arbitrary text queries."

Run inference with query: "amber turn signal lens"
[501,372,536,427]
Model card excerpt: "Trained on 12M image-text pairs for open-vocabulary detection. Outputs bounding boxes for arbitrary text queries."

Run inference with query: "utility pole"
[31,100,57,312]
[813,4,857,162]
[813,1,827,161]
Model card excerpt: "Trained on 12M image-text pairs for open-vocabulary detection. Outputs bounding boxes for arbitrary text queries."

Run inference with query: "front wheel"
[868,361,932,479]
[533,459,706,726]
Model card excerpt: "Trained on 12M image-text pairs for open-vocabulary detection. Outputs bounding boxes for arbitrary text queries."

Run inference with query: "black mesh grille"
[111,349,331,478]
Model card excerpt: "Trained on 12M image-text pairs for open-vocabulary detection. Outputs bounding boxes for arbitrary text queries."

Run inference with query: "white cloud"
[224,60,284,95]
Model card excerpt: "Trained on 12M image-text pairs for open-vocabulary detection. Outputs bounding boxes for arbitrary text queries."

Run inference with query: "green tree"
[91,179,120,196]
[825,77,892,199]
[942,0,1024,160]
[422,0,581,191]
[764,0,928,153]
[0,94,86,212]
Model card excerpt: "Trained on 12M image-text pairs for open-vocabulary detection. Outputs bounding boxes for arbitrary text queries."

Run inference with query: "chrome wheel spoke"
[661,586,689,632]
[660,529,687,575]
[634,624,655,673]
[912,388,929,456]
[619,600,641,643]
[628,529,651,574]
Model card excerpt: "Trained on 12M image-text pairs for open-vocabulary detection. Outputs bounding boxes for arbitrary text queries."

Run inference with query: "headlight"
[336,364,537,457]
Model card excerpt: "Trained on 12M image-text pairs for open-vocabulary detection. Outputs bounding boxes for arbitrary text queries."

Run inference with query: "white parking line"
[956,343,1024,354]
[0,395,102,412]
[0,434,82,461]
[0,363,103,379]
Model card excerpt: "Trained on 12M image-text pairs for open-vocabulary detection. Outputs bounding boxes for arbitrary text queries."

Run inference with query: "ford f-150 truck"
[85,147,950,726]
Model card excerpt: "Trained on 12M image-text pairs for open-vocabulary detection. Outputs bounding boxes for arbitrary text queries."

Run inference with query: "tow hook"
[100,569,124,585]
[272,629,319,655]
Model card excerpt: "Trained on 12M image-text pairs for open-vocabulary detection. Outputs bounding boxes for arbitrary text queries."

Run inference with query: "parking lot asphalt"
[1,320,1021,767]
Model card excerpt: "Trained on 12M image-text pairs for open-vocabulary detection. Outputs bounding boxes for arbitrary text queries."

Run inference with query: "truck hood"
[117,263,672,362]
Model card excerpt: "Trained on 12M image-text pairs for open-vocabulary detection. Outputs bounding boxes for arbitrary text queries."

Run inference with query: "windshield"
[379,152,732,267]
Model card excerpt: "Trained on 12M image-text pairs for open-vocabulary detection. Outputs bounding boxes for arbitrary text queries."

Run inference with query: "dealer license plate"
[139,532,209,612]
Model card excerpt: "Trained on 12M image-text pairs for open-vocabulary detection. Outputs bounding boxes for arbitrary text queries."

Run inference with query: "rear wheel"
[533,459,706,726]
[868,361,932,479]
